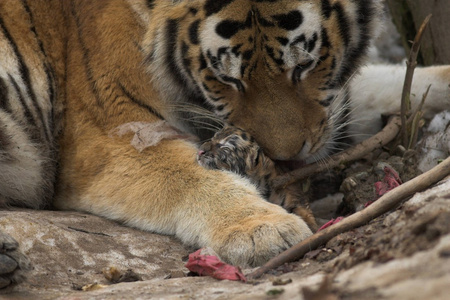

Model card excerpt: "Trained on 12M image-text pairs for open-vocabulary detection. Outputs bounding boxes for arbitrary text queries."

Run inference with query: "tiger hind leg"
[0,111,55,209]
[0,113,50,289]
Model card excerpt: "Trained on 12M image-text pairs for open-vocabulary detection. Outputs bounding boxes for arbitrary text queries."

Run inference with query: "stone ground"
[1,175,449,299]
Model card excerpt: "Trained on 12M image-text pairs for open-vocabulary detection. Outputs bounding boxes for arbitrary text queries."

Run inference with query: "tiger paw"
[210,207,312,267]
[0,231,32,289]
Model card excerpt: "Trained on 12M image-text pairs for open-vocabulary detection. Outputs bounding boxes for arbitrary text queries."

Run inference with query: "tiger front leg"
[0,231,32,289]
[55,136,312,267]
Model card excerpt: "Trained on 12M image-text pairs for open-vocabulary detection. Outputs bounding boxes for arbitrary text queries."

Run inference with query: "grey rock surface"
[1,179,450,299]
[0,209,189,296]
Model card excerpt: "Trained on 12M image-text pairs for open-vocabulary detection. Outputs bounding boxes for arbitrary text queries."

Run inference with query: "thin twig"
[408,111,424,149]
[407,84,431,148]
[400,14,432,147]
[272,116,401,189]
[407,84,431,125]
[248,156,450,279]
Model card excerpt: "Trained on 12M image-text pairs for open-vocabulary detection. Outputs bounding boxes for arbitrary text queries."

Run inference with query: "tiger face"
[145,0,382,163]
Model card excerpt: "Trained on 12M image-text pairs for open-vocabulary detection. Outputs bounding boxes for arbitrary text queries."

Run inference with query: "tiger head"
[143,0,382,164]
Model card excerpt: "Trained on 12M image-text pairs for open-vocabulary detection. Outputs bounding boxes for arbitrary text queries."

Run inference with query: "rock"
[1,179,450,299]
[0,209,189,296]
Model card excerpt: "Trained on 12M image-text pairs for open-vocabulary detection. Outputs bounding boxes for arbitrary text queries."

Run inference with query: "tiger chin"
[4,0,434,284]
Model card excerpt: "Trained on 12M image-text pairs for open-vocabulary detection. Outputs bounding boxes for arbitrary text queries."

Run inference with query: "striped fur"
[0,0,384,210]
[0,0,64,208]
[143,0,383,161]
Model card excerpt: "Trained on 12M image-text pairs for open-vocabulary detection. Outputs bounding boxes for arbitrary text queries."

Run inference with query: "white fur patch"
[284,3,322,70]
[348,64,450,142]
[200,16,243,79]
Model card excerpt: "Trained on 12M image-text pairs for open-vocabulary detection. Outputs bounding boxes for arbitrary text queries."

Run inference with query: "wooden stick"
[272,116,401,189]
[248,156,450,279]
[400,14,432,147]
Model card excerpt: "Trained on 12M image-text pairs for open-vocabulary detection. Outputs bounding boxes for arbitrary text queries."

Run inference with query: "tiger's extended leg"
[55,129,312,267]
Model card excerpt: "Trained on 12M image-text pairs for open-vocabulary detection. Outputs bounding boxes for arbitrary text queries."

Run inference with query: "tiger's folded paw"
[210,207,312,267]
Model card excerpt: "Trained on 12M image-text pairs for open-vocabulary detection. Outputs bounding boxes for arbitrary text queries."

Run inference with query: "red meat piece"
[185,248,246,282]
[317,217,344,232]
[374,166,402,198]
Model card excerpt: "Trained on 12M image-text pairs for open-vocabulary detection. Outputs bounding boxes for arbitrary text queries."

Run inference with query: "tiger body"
[0,0,448,272]
[198,125,318,231]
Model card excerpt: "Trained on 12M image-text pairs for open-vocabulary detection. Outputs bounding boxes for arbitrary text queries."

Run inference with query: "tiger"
[0,0,449,288]
[197,125,318,231]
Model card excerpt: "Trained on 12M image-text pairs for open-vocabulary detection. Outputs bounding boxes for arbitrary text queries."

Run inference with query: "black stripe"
[321,27,331,49]
[265,45,284,66]
[198,53,208,71]
[336,1,377,83]
[206,49,221,70]
[291,34,306,46]
[307,33,318,52]
[321,0,332,19]
[0,77,12,113]
[118,83,164,120]
[216,20,245,39]
[204,0,234,17]
[272,11,303,31]
[333,3,350,47]
[0,117,11,149]
[146,0,155,9]
[181,41,195,82]
[22,0,55,140]
[166,19,190,91]
[188,20,200,45]
[202,83,211,92]
[231,44,243,56]
[0,12,51,144]
[219,75,244,92]
[276,37,289,46]
[9,75,40,139]
[71,2,104,108]
[254,148,261,165]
